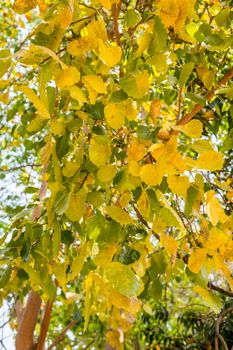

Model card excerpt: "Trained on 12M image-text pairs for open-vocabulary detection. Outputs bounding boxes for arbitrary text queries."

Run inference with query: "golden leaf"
[206,190,228,226]
[18,86,50,119]
[186,150,224,171]
[99,40,122,67]
[104,103,125,129]
[55,66,80,89]
[160,233,178,256]
[176,120,203,139]
[140,164,163,187]
[188,248,207,273]
[50,120,66,136]
[62,162,80,178]
[65,189,86,222]
[97,164,117,183]
[106,206,134,225]
[89,138,111,167]
[137,190,150,219]
[167,175,190,197]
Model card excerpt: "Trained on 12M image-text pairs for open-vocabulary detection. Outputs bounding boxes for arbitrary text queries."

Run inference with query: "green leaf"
[184,186,199,216]
[148,16,167,54]
[125,9,142,28]
[17,86,51,119]
[186,92,206,105]
[103,262,144,297]
[54,192,71,216]
[106,206,134,225]
[179,62,195,88]
[0,265,12,289]
[0,49,11,78]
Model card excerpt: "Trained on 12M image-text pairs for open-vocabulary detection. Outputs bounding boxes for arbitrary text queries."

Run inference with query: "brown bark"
[16,291,42,350]
[36,299,54,350]
[16,165,48,349]
[177,68,233,126]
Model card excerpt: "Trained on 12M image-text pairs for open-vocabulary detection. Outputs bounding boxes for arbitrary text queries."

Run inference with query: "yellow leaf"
[176,120,203,138]
[62,162,80,177]
[86,19,108,42]
[67,37,92,56]
[167,175,190,197]
[18,86,50,119]
[69,243,90,280]
[140,164,163,187]
[186,150,224,171]
[193,286,222,313]
[66,86,87,104]
[56,66,80,88]
[54,263,67,289]
[41,141,53,164]
[89,138,111,167]
[65,189,86,222]
[121,71,150,99]
[97,164,117,182]
[150,100,161,125]
[83,75,107,94]
[188,248,207,273]
[106,206,134,225]
[157,0,195,32]
[137,190,150,219]
[156,190,186,237]
[99,40,122,67]
[106,330,121,350]
[124,99,138,121]
[13,0,37,13]
[94,244,118,267]
[160,233,178,256]
[99,0,111,10]
[128,161,141,177]
[206,190,228,226]
[50,120,65,136]
[128,139,146,162]
[104,103,125,129]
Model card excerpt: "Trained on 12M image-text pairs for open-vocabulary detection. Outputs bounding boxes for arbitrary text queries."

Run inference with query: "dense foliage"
[0,0,232,349]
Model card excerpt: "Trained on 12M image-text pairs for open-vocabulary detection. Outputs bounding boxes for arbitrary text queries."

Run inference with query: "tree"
[0,0,232,349]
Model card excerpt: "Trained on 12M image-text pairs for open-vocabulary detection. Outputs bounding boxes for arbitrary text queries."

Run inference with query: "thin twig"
[177,87,183,121]
[177,68,233,126]
[71,14,95,26]
[208,283,233,298]
[215,306,233,350]
[48,320,77,349]
[0,164,41,173]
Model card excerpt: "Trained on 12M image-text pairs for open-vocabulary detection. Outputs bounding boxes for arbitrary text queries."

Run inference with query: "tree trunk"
[16,291,41,350]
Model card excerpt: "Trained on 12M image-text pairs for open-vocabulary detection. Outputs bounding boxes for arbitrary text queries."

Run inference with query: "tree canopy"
[0,0,233,349]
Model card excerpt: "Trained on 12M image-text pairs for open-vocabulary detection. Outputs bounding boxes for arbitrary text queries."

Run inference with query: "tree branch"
[0,164,41,173]
[47,320,77,350]
[208,282,233,298]
[215,306,233,350]
[112,2,121,47]
[177,68,233,125]
[36,299,54,350]
[15,291,42,350]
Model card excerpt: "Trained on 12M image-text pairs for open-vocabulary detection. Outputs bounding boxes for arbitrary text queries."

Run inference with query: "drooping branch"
[177,67,233,125]
[15,291,42,350]
[47,320,77,349]
[215,306,233,350]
